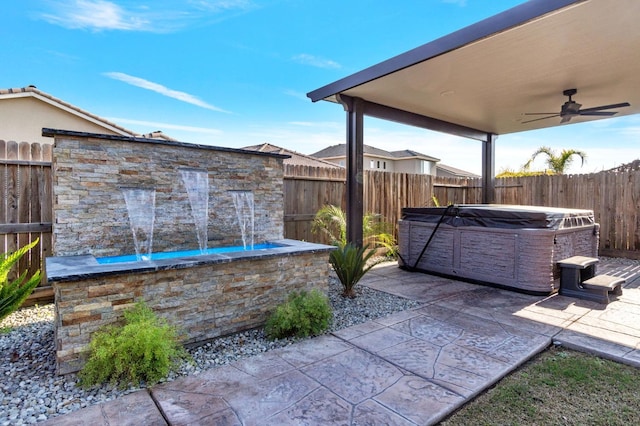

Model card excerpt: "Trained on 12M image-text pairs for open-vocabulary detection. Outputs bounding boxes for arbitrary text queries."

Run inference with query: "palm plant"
[312,204,397,256]
[0,239,41,322]
[523,146,587,174]
[329,243,376,298]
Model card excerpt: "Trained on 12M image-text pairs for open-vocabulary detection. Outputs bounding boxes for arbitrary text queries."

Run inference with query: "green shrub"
[329,243,376,298]
[265,289,332,339]
[79,302,190,389]
[0,239,41,322]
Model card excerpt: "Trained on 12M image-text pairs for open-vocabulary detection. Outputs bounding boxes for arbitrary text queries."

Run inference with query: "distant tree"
[496,168,554,178]
[523,146,587,174]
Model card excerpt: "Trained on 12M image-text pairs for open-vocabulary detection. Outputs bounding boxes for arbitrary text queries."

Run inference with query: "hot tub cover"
[401,204,595,230]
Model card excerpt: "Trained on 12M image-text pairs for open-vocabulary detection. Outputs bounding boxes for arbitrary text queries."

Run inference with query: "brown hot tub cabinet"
[398,205,599,295]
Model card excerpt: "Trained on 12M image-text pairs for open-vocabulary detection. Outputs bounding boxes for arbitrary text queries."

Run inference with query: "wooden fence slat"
[5,142,19,260]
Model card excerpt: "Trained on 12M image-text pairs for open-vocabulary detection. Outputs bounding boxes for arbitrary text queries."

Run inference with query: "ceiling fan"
[522,89,630,124]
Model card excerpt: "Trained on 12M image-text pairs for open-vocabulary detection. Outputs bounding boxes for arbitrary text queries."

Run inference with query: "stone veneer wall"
[51,132,285,257]
[53,250,330,374]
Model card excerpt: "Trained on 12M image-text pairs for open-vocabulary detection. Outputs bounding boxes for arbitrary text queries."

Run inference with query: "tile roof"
[242,143,344,168]
[389,149,440,162]
[311,144,440,162]
[436,163,481,178]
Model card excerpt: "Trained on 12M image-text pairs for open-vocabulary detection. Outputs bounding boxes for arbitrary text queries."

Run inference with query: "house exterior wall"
[0,97,125,144]
[364,155,395,172]
[321,155,437,175]
[52,134,285,257]
[391,159,437,175]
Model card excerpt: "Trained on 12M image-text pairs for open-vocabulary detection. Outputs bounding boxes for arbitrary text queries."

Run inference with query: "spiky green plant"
[0,239,41,322]
[329,243,376,298]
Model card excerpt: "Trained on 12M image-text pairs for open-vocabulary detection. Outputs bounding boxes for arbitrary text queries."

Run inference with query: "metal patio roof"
[308,0,640,137]
[307,0,640,245]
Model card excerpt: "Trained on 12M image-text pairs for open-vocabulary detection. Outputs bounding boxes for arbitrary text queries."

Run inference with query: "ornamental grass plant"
[265,289,332,339]
[79,302,191,389]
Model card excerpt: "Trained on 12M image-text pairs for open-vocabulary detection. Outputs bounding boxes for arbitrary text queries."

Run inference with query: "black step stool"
[557,256,624,305]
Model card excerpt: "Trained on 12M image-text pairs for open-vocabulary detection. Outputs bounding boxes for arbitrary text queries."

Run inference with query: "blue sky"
[3,0,638,175]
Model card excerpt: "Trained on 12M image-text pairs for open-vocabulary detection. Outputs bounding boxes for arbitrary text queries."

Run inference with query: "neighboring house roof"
[242,143,343,168]
[0,86,137,137]
[311,144,440,162]
[139,130,178,142]
[605,159,640,173]
[0,86,175,142]
[436,163,481,178]
[389,149,440,162]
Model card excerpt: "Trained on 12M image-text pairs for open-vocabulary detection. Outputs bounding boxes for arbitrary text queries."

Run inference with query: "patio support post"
[482,133,497,203]
[337,94,364,247]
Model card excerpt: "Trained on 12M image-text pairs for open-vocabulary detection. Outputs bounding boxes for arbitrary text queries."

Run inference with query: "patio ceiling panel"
[309,0,640,135]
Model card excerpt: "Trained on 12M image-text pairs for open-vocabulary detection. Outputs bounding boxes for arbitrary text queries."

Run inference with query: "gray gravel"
[0,271,421,425]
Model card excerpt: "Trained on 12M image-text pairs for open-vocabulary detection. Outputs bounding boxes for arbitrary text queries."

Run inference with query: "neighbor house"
[310,143,478,178]
[0,86,172,144]
[311,144,439,175]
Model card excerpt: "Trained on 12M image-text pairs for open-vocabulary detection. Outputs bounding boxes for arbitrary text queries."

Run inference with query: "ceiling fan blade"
[560,115,572,123]
[521,114,560,124]
[579,102,631,113]
[579,111,617,116]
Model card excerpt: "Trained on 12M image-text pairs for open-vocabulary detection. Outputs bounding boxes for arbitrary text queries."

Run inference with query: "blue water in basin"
[96,242,284,264]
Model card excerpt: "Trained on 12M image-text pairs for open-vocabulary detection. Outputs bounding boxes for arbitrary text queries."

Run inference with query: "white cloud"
[188,0,254,13]
[283,89,310,102]
[37,0,255,32]
[442,0,467,6]
[104,72,230,113]
[39,0,151,31]
[107,117,223,135]
[288,121,343,129]
[292,54,341,69]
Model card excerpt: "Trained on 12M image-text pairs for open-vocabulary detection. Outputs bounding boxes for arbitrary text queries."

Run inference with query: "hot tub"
[398,204,599,295]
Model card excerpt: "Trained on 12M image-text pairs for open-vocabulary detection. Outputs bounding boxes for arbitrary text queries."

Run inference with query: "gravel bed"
[0,273,421,425]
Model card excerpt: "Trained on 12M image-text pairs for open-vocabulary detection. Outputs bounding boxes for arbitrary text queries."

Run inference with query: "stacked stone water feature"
[46,129,333,374]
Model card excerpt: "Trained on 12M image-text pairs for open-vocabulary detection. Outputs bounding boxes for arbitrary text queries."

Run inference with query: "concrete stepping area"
[42,259,640,425]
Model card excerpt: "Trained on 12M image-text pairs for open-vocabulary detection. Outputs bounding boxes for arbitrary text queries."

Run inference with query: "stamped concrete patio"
[42,258,640,425]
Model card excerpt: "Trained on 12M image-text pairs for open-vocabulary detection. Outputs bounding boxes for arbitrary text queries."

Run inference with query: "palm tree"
[523,146,587,174]
[311,204,396,255]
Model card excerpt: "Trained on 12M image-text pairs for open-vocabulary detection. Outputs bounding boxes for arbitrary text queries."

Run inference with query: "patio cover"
[307,0,640,245]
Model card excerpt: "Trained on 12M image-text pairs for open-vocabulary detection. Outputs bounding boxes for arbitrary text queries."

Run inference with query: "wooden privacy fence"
[491,173,640,255]
[285,166,640,258]
[0,140,53,305]
[3,145,640,307]
[284,165,434,245]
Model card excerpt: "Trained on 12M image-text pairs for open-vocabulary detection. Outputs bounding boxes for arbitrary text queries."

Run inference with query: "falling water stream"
[229,190,254,250]
[121,188,156,261]
[179,168,210,253]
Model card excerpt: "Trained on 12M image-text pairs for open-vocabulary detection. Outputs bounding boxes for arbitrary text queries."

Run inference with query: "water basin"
[97,242,284,264]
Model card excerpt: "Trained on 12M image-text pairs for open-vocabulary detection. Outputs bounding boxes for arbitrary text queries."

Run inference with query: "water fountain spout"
[179,168,209,253]
[121,188,156,261]
[229,190,254,250]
